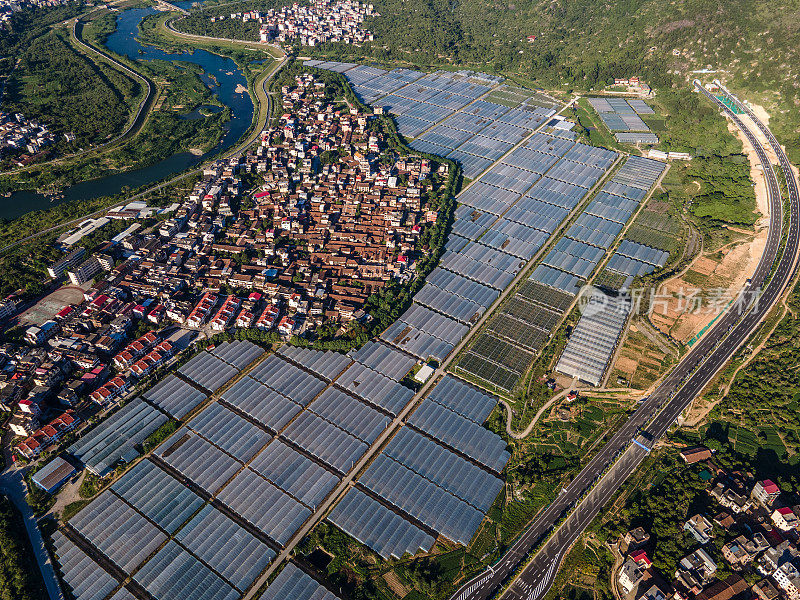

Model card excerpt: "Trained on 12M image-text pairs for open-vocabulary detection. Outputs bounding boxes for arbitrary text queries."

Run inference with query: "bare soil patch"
[19,285,87,326]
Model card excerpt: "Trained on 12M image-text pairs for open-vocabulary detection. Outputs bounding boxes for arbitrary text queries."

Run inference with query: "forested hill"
[330,0,797,89]
[312,0,800,159]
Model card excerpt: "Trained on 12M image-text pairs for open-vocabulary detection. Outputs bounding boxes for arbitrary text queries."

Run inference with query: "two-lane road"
[450,83,800,600]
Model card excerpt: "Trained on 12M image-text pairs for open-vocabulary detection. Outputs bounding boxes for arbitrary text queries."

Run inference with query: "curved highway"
[0,10,156,177]
[450,82,800,600]
[69,19,156,150]
[0,37,287,255]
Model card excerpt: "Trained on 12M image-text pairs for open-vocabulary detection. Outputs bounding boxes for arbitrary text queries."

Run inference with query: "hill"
[309,0,800,161]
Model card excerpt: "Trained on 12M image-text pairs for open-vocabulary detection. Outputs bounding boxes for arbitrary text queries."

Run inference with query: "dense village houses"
[4,71,446,466]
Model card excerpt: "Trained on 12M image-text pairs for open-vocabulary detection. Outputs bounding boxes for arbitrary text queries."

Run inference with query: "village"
[0,110,56,166]
[0,71,447,465]
[613,446,800,600]
[0,0,72,25]
[215,0,376,46]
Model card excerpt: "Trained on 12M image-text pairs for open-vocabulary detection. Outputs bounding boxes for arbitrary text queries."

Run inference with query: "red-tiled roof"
[761,479,780,494]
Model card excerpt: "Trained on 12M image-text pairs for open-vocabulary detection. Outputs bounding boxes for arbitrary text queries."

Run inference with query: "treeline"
[5,29,141,150]
[0,2,86,78]
[300,0,800,162]
[0,495,46,600]
[0,234,63,299]
[177,14,261,41]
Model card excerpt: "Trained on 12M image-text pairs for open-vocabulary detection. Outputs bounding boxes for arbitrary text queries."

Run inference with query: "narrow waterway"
[0,5,254,221]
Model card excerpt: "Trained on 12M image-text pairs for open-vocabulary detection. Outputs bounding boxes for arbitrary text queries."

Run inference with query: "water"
[0,6,254,222]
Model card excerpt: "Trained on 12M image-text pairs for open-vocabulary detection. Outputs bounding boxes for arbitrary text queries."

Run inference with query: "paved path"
[0,36,286,255]
[499,387,635,440]
[0,469,65,600]
[449,83,800,600]
[0,2,154,177]
[164,14,284,55]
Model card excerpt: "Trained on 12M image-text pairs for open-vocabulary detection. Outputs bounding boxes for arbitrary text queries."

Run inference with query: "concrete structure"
[47,246,86,278]
[618,558,646,595]
[620,527,650,554]
[684,514,714,545]
[67,256,103,286]
[752,479,781,507]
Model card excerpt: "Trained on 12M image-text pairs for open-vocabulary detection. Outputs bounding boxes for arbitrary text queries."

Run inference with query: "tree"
[0,494,46,600]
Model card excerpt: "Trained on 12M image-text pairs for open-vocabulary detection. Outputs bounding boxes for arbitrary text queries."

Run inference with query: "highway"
[449,83,800,600]
[239,101,624,600]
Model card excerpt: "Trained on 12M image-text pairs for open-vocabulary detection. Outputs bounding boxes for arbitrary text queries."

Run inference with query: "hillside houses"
[4,70,445,468]
[614,456,800,600]
[106,73,443,333]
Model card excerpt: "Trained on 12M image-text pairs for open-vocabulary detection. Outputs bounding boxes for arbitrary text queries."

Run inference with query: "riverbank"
[0,4,264,227]
[0,12,285,308]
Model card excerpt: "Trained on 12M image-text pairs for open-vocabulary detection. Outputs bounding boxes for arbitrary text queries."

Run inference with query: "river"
[0,5,254,222]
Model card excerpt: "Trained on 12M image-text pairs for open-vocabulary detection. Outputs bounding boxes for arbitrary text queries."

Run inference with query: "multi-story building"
[67,256,104,286]
[47,246,86,279]
[753,480,782,507]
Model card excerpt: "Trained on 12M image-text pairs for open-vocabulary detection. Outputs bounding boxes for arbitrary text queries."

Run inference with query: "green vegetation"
[4,27,142,159]
[542,538,614,600]
[500,394,635,493]
[686,154,757,226]
[78,472,103,499]
[610,454,715,575]
[0,2,86,78]
[630,91,760,253]
[196,328,281,351]
[707,284,800,462]
[23,485,53,517]
[142,419,179,453]
[61,500,90,522]
[308,0,800,163]
[298,521,486,600]
[0,494,47,600]
[0,233,63,299]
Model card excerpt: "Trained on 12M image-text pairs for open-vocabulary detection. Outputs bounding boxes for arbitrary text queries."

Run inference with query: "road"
[164,14,284,56]
[0,2,156,177]
[0,469,65,600]
[240,112,626,599]
[449,83,800,600]
[68,19,155,153]
[0,34,287,255]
